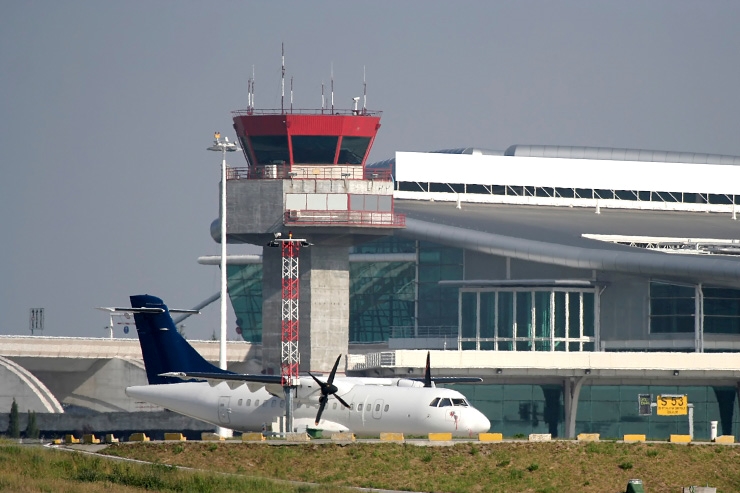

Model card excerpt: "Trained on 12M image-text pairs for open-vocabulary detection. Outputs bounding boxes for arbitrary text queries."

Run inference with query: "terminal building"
[3,101,740,440]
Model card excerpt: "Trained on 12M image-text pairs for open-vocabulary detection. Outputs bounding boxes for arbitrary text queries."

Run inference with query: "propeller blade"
[308,371,326,389]
[334,393,351,409]
[315,395,327,425]
[326,354,342,385]
[424,351,432,388]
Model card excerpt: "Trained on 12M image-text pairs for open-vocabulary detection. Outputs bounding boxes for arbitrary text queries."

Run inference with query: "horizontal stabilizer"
[159,371,283,385]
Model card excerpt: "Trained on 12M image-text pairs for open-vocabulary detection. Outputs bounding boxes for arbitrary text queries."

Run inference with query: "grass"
[0,440,352,492]
[100,439,740,493]
[3,439,740,492]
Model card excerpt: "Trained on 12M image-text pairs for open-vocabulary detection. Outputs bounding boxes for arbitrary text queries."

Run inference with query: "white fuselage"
[126,380,490,437]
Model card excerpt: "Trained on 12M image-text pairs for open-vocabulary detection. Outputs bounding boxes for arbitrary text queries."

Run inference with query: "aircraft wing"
[411,376,483,384]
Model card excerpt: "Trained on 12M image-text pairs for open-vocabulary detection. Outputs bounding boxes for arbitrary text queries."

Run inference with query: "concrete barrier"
[286,432,310,442]
[428,432,453,441]
[331,433,355,442]
[129,433,150,442]
[577,433,600,442]
[241,433,265,441]
[82,434,100,444]
[104,434,119,443]
[528,434,551,442]
[623,434,646,443]
[380,432,405,442]
[478,433,503,442]
[669,434,691,443]
[164,433,186,441]
[201,432,224,441]
[715,435,735,444]
[64,434,79,444]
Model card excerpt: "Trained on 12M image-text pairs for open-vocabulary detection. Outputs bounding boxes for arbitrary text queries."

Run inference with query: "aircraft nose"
[472,409,491,433]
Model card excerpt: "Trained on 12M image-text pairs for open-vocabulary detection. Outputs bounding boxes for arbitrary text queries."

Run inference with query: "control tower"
[216,104,405,373]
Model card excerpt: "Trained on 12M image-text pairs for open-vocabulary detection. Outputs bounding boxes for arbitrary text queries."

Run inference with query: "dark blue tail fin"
[130,294,232,384]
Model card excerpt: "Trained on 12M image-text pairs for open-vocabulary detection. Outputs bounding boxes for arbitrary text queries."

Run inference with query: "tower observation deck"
[216,107,405,374]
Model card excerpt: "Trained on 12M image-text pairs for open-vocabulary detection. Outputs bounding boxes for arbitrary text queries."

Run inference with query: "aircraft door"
[372,399,384,419]
[218,396,231,424]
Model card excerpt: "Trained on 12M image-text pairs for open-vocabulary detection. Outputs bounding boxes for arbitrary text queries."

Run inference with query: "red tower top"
[231,109,386,180]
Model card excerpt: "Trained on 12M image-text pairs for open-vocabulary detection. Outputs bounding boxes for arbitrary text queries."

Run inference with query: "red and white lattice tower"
[281,238,300,386]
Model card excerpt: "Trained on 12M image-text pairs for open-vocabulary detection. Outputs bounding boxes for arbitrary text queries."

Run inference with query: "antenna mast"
[363,66,367,114]
[290,76,293,113]
[330,63,334,114]
[321,82,325,114]
[281,43,285,114]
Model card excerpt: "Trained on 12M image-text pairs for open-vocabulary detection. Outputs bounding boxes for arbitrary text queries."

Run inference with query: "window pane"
[568,293,581,338]
[461,292,477,338]
[651,316,694,333]
[535,291,551,339]
[498,292,514,338]
[480,292,495,339]
[291,136,338,164]
[516,292,532,339]
[583,292,595,337]
[250,135,289,164]
[338,136,370,164]
[554,292,566,338]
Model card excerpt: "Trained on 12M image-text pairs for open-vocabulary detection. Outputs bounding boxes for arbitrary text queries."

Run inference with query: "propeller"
[308,354,351,425]
[423,351,433,388]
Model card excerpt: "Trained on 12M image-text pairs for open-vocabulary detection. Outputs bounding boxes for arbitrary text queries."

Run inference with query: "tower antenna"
[330,62,334,114]
[363,66,367,114]
[321,82,325,114]
[281,43,285,114]
[249,65,255,112]
[290,76,294,113]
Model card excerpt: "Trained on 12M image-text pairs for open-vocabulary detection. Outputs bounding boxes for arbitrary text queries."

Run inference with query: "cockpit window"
[452,398,469,407]
[429,398,440,407]
[438,398,452,407]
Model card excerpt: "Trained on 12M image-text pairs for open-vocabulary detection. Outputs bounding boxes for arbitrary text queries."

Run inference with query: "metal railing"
[232,108,382,117]
[283,210,406,228]
[226,165,393,182]
[390,326,458,338]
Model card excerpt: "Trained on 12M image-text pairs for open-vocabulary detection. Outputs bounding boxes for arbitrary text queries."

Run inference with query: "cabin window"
[332,403,337,410]
[280,400,285,408]
[452,398,469,407]
[271,400,277,408]
[255,400,260,406]
[238,399,243,406]
[246,399,251,407]
[358,403,363,411]
[439,398,452,407]
[429,398,440,407]
[375,404,381,412]
[384,404,389,412]
[366,405,371,413]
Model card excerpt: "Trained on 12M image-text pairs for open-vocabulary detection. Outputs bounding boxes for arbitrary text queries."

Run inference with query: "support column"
[261,244,349,374]
[564,376,587,439]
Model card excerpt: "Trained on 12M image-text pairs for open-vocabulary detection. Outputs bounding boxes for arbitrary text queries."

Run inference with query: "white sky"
[2,1,740,339]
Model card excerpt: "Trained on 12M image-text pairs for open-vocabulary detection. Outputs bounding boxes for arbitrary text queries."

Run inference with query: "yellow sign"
[656,394,688,416]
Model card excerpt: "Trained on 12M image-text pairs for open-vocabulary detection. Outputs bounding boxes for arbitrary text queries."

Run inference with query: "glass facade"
[649,281,740,336]
[650,281,695,333]
[226,264,263,343]
[245,135,290,165]
[454,383,740,440]
[460,289,596,351]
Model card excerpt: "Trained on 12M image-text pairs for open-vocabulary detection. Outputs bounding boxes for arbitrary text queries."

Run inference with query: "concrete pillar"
[261,244,350,375]
[564,376,587,439]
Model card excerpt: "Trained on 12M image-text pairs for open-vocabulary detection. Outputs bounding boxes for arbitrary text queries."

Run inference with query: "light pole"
[207,132,239,438]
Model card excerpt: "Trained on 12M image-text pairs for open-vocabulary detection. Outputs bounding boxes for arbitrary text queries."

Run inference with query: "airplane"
[124,294,491,437]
